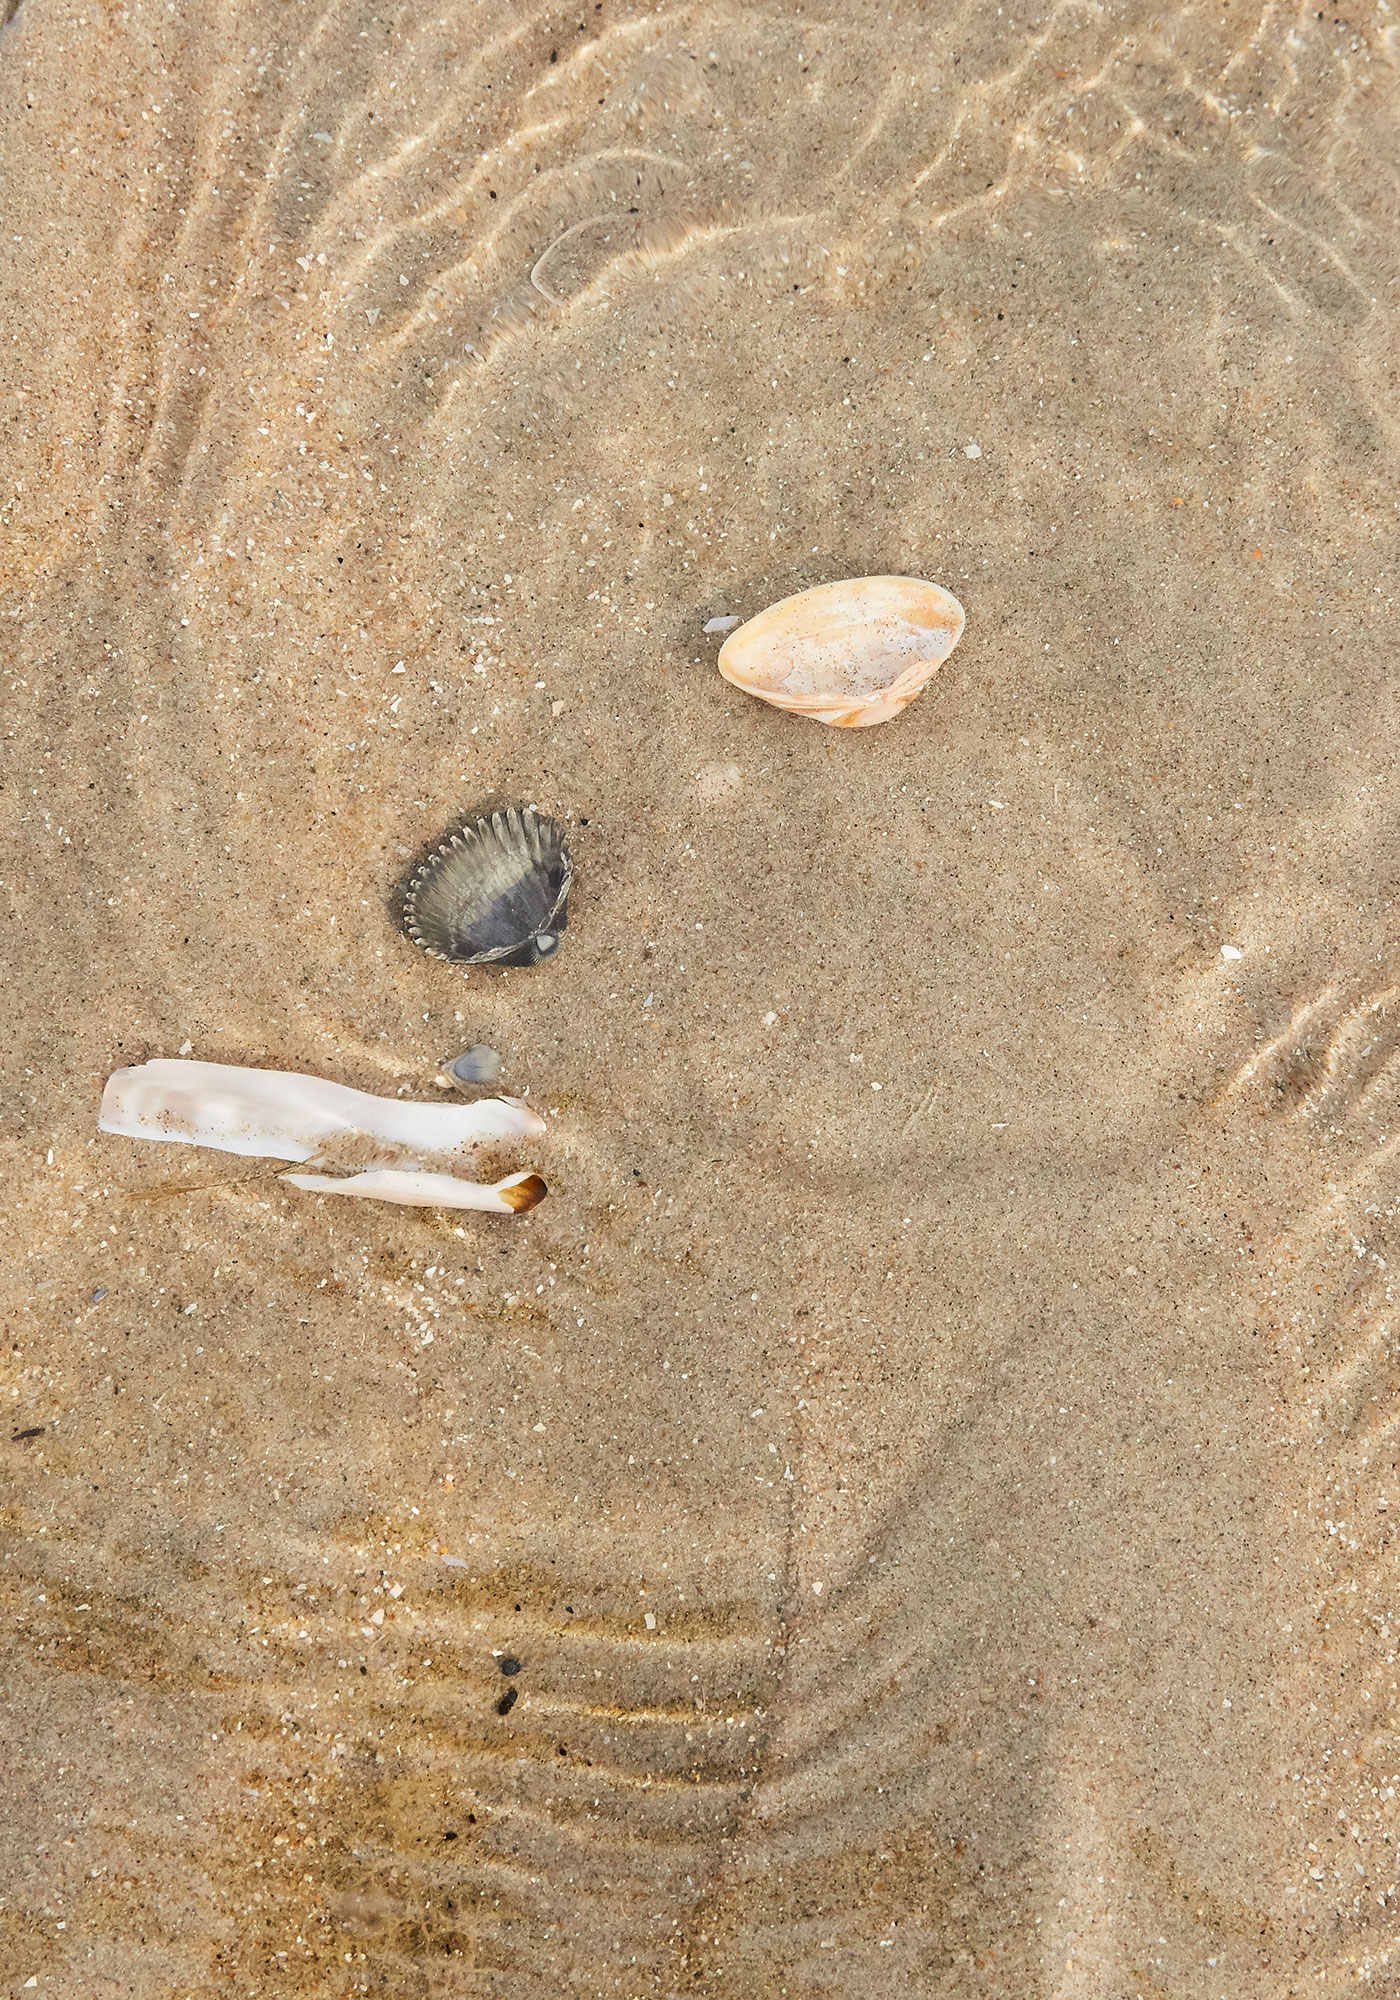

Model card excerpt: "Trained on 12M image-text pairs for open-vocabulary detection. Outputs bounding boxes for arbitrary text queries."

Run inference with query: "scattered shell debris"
[717,575,966,728]
[405,806,573,967]
[704,614,741,634]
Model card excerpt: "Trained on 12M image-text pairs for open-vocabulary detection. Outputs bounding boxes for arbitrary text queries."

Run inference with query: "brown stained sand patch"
[685,1826,1041,1995]
[1126,1824,1281,1961]
[175,1554,790,1992]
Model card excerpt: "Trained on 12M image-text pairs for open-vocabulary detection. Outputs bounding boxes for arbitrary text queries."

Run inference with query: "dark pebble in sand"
[495,1686,519,1716]
[500,1656,521,1675]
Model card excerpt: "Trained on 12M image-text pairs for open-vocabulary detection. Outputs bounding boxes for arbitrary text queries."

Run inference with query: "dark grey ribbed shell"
[404,809,572,967]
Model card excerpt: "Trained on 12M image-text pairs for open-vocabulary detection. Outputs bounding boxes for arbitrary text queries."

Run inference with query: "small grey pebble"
[446,1044,502,1087]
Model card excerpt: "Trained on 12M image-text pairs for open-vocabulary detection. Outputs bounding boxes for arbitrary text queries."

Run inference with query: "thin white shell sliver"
[283,1168,542,1210]
[98,1059,546,1162]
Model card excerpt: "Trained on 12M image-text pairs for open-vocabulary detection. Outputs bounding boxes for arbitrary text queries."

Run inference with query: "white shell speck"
[717,575,966,728]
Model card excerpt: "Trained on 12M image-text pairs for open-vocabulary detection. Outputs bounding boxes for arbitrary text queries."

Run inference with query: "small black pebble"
[360,1665,367,1675]
[500,1656,521,1676]
[495,1687,518,1716]
[12,1427,45,1441]
[444,1830,458,1841]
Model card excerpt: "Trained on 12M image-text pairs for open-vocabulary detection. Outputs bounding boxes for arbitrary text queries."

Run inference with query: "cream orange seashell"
[716,575,966,728]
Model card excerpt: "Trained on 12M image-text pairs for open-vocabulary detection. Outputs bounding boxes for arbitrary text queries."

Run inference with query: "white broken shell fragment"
[284,1167,547,1212]
[703,614,741,634]
[717,575,965,728]
[98,1059,546,1161]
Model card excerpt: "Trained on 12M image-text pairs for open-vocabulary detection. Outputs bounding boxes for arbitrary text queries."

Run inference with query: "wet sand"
[3,0,1400,1991]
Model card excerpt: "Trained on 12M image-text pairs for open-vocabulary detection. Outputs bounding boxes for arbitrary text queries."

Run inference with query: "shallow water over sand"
[3,0,1400,1991]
